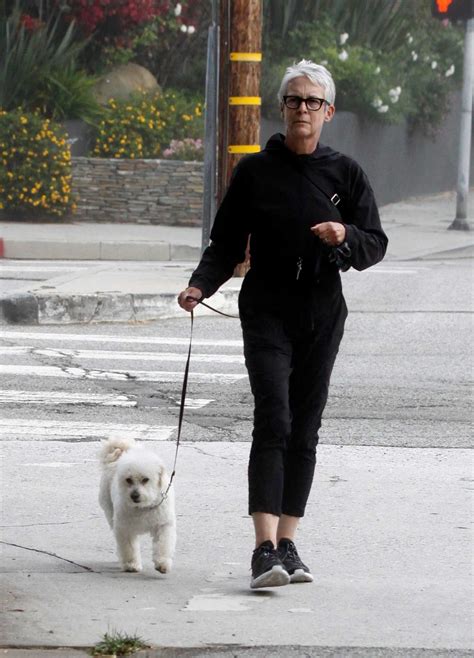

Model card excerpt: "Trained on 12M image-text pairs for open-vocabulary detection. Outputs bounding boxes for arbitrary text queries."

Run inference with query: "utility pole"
[218,0,262,202]
[217,0,262,273]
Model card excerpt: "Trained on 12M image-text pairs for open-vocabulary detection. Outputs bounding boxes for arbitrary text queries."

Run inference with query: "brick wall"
[72,157,203,225]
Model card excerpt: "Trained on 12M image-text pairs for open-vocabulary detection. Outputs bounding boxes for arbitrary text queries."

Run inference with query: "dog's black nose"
[130,491,140,503]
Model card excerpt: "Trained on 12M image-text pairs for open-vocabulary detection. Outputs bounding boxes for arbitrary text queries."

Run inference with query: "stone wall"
[72,157,203,225]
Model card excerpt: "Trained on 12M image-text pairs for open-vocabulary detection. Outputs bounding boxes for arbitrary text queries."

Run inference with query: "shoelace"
[254,544,278,561]
[281,541,300,563]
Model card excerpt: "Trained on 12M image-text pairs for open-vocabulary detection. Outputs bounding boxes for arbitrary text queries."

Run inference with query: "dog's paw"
[155,558,172,574]
[122,562,142,573]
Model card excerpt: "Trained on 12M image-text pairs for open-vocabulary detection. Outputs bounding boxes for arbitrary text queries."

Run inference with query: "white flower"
[445,64,455,77]
[174,3,182,16]
[395,86,401,94]
[431,61,438,69]
[371,97,383,108]
[411,51,418,61]
[375,66,381,74]
[377,105,389,113]
[338,49,349,62]
[187,25,196,34]
[339,32,349,45]
[180,24,187,33]
[388,88,400,103]
[407,34,414,44]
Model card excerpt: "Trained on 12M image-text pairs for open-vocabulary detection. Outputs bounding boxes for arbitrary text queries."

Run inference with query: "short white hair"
[277,59,336,106]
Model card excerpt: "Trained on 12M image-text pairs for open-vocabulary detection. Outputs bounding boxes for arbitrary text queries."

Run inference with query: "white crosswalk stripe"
[0,419,176,441]
[0,331,243,347]
[0,390,137,406]
[0,364,246,383]
[0,346,244,364]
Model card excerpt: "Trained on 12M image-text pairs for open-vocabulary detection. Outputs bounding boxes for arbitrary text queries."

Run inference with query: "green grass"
[90,630,149,656]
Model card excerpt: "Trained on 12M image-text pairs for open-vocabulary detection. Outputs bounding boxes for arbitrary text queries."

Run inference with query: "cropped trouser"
[240,295,347,518]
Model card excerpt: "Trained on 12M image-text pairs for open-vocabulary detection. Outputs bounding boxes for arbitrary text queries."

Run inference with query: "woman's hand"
[177,286,203,312]
[311,222,346,246]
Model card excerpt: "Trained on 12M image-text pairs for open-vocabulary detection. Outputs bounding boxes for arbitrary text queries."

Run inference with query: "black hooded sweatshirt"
[189,133,388,318]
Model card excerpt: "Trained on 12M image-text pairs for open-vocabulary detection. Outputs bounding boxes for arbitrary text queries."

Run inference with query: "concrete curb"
[1,240,201,262]
[2,647,473,658]
[0,293,39,324]
[0,289,240,325]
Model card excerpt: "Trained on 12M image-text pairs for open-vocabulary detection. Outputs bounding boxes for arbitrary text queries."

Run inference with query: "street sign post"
[432,1,473,229]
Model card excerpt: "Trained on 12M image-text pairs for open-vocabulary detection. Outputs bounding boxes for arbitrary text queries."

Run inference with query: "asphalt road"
[0,258,471,449]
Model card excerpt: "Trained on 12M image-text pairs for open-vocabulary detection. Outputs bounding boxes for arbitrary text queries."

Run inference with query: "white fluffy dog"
[99,437,176,573]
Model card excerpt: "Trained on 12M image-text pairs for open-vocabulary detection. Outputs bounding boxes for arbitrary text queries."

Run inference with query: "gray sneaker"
[277,538,313,583]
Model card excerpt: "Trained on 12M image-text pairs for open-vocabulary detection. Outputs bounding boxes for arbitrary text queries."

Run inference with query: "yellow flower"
[20,116,28,125]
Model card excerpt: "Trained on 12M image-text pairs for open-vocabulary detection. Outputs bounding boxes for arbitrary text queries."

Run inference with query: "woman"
[178,60,388,589]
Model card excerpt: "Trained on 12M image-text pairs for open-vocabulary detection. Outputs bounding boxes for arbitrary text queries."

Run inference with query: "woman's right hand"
[177,286,203,312]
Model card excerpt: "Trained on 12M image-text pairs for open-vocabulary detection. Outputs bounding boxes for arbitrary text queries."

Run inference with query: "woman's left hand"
[311,222,346,246]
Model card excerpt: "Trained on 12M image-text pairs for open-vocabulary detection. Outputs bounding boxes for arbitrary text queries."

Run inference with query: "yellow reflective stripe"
[229,96,261,105]
[230,52,262,62]
[228,145,261,154]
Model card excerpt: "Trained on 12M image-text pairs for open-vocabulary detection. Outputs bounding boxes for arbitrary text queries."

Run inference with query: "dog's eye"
[142,477,149,484]
[125,477,133,485]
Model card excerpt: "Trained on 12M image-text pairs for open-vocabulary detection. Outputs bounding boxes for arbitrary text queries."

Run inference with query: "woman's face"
[282,76,334,151]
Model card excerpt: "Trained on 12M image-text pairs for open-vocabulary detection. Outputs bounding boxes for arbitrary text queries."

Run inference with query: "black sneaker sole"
[250,564,290,589]
[289,568,314,583]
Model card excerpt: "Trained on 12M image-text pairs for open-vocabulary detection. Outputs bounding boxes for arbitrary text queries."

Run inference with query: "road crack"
[0,540,96,572]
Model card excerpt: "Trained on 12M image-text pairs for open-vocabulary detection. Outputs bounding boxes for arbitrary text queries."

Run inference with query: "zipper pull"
[296,256,303,280]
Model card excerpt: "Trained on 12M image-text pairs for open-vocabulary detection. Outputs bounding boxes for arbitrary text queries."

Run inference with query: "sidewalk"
[0,190,472,325]
[2,441,472,655]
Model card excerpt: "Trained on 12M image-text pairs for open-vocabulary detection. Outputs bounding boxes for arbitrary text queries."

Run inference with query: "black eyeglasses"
[282,95,327,111]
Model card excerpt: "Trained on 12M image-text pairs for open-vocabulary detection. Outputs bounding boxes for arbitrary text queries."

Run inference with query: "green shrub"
[90,89,204,159]
[0,109,76,217]
[0,3,102,124]
[262,4,463,134]
[33,65,103,124]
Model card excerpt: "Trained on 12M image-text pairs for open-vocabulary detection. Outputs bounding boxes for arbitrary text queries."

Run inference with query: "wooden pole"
[218,0,262,273]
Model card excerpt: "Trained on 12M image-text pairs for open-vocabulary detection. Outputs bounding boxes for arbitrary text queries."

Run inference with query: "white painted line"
[0,365,246,383]
[182,398,215,409]
[0,346,245,364]
[0,419,176,441]
[0,390,136,407]
[0,332,243,347]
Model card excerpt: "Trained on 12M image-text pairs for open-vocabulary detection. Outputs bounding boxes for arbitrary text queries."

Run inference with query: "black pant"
[240,292,347,518]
